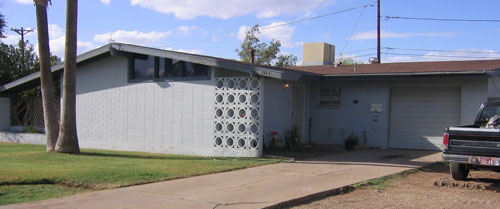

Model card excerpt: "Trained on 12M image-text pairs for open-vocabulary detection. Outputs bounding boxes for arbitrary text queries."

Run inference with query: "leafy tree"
[34,0,60,152]
[0,41,39,85]
[55,0,79,153]
[0,41,61,88]
[236,25,297,67]
[337,54,364,65]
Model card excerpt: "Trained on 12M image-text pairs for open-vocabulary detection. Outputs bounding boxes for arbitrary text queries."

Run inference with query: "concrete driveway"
[2,149,441,209]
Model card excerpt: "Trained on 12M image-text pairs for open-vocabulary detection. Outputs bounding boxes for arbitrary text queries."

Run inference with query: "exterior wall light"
[283,82,290,88]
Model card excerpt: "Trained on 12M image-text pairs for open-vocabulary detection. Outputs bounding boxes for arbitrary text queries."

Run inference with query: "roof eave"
[0,44,111,93]
[110,43,305,81]
[320,70,492,78]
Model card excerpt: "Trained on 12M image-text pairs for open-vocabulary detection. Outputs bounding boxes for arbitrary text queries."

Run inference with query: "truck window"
[478,105,500,125]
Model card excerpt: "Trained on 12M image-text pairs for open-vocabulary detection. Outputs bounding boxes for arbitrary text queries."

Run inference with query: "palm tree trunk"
[35,1,59,152]
[55,0,79,153]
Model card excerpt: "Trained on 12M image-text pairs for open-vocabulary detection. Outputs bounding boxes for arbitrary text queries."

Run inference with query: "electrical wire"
[260,2,376,31]
[343,47,377,54]
[338,53,377,59]
[385,16,500,23]
[340,5,367,55]
[383,47,500,54]
[384,52,500,59]
[156,3,377,48]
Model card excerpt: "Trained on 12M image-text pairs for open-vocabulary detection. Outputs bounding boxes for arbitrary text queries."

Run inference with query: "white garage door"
[389,87,461,150]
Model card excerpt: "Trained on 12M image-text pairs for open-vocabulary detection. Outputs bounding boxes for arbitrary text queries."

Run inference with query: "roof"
[288,59,500,77]
[1,43,499,94]
[0,43,308,94]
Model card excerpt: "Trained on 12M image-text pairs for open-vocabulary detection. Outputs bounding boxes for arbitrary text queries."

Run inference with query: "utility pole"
[11,27,34,59]
[377,0,381,63]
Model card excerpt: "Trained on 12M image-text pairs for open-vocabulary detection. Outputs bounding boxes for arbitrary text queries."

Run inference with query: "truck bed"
[446,126,500,158]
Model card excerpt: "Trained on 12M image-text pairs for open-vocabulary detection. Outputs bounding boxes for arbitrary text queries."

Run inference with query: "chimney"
[249,49,255,64]
[302,43,335,66]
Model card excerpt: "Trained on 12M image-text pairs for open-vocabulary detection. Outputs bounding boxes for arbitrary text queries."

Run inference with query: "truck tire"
[450,162,469,180]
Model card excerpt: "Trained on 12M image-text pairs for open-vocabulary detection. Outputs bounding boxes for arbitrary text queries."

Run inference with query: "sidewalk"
[2,149,441,209]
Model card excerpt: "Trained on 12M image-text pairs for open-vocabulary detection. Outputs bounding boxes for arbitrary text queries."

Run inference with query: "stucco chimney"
[302,43,335,66]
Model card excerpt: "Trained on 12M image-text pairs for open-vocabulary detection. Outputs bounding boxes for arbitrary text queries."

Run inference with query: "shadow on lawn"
[76,152,272,162]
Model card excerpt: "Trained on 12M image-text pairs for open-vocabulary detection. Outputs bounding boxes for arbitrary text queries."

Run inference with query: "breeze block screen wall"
[213,77,263,157]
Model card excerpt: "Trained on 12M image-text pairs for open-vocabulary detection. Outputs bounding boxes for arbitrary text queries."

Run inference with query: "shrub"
[345,131,359,151]
[284,126,302,152]
[21,126,44,134]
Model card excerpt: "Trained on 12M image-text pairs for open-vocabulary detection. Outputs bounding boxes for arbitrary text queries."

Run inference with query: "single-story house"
[1,42,499,157]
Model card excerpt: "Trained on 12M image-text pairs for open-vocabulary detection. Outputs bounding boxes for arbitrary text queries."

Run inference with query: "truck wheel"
[450,162,469,180]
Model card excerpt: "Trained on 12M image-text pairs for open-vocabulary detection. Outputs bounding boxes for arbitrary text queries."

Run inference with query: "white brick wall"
[74,56,259,156]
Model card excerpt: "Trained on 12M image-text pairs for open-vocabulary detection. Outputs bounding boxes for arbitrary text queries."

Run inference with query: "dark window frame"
[128,55,211,82]
[318,87,341,109]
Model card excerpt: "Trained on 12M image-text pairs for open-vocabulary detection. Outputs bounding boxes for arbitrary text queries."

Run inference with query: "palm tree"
[55,0,79,153]
[34,0,59,151]
[0,13,6,38]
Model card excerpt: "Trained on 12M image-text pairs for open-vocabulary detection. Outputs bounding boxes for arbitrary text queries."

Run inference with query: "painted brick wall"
[75,56,224,156]
[309,77,487,148]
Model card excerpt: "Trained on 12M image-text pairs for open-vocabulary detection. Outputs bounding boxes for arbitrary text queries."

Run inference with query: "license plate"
[477,157,495,165]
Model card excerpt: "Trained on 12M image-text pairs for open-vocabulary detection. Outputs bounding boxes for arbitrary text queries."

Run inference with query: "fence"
[11,97,60,128]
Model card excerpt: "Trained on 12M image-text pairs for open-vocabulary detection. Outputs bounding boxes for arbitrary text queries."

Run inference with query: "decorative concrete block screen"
[214,77,262,156]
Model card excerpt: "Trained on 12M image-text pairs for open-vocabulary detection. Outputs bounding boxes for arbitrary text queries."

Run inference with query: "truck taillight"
[443,133,449,150]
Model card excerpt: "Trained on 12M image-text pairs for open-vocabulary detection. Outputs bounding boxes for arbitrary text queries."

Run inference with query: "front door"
[290,85,305,138]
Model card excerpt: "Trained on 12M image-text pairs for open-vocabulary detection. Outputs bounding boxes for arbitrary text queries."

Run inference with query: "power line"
[384,47,500,54]
[340,4,367,54]
[343,47,377,54]
[338,53,377,59]
[385,16,500,23]
[158,2,377,48]
[384,52,500,59]
[260,2,376,31]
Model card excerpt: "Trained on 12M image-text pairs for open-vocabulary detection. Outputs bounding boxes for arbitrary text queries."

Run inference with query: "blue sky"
[1,0,500,64]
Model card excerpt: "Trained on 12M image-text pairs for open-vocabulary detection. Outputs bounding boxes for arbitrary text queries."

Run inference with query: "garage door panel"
[389,87,461,150]
[391,112,460,119]
[390,117,460,124]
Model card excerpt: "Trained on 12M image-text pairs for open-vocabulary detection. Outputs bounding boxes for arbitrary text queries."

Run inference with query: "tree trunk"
[55,0,79,153]
[35,2,59,152]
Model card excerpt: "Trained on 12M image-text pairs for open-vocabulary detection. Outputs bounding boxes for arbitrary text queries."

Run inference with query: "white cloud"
[93,30,172,45]
[130,0,331,19]
[14,0,31,4]
[2,34,20,45]
[101,0,111,5]
[383,49,500,63]
[48,24,64,39]
[46,36,95,58]
[351,30,458,40]
[237,22,296,48]
[177,26,197,35]
[165,47,202,54]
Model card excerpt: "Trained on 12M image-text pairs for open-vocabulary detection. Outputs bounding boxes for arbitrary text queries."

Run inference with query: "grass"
[0,142,280,206]
[353,168,420,191]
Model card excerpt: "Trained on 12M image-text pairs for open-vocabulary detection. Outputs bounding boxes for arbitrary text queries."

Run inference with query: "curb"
[263,165,427,209]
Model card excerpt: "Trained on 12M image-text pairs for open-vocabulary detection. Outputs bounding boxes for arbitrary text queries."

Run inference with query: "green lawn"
[0,143,280,206]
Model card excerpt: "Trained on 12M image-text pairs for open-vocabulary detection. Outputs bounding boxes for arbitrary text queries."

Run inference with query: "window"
[131,55,155,80]
[129,55,211,81]
[319,88,341,108]
[162,58,210,79]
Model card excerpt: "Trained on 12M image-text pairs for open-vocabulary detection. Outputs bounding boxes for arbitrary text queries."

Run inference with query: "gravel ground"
[290,162,500,209]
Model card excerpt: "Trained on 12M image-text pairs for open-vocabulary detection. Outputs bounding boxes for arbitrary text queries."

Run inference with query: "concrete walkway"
[2,149,441,209]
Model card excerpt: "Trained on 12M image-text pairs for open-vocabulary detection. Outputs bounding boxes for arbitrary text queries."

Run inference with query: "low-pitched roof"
[288,59,500,77]
[1,43,499,94]
[0,43,308,94]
